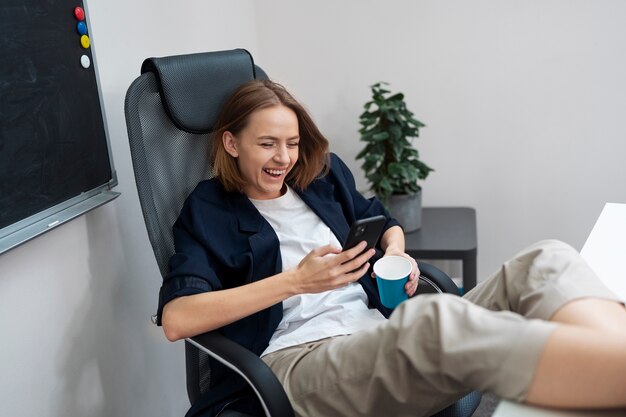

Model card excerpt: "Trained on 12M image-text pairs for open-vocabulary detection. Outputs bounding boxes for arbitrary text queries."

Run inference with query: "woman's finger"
[336,241,368,263]
[311,244,343,257]
[405,278,419,296]
[344,262,370,284]
[339,247,375,274]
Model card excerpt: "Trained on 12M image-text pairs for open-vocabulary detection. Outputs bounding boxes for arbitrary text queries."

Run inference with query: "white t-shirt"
[249,186,386,357]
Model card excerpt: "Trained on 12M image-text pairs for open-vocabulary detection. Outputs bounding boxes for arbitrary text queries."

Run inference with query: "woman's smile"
[264,167,288,178]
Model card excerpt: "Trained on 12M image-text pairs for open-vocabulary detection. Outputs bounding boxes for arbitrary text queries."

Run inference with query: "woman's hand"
[376,225,419,297]
[289,241,376,295]
[372,250,420,297]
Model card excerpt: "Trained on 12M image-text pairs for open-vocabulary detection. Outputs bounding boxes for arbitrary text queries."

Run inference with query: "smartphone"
[343,215,387,254]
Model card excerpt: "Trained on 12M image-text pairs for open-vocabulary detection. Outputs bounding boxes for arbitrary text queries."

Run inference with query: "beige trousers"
[261,240,621,417]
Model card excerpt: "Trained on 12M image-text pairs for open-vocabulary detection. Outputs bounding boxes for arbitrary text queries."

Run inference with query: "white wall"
[255,0,626,279]
[2,2,626,416]
[0,1,259,416]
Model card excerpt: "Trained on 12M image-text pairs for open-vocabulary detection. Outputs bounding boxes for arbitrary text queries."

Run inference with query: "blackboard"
[0,0,118,254]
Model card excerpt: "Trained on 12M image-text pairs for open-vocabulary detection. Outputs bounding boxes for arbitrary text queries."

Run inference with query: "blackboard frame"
[0,0,119,255]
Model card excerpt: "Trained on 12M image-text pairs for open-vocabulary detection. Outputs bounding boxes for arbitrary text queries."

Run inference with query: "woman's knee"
[517,239,577,260]
[507,239,582,281]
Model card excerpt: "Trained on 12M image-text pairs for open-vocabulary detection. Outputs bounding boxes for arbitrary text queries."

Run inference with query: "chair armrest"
[416,261,462,296]
[187,332,295,417]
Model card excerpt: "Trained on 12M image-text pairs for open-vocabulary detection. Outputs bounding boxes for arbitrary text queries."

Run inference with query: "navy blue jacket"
[158,153,399,417]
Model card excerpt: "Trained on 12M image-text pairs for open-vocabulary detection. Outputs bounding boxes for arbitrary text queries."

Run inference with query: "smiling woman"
[209,80,330,196]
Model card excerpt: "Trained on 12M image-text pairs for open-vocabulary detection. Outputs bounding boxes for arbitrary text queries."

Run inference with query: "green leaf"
[371,131,389,141]
[355,146,370,160]
[388,125,402,140]
[387,162,403,176]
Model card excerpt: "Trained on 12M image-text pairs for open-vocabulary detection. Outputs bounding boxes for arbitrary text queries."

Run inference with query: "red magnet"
[74,6,85,21]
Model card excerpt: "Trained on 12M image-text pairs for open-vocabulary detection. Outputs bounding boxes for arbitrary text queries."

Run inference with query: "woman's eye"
[260,143,274,148]
[288,142,299,148]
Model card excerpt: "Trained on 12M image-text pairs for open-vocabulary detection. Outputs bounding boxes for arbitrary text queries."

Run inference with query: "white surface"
[493,203,626,416]
[494,401,624,417]
[580,203,626,301]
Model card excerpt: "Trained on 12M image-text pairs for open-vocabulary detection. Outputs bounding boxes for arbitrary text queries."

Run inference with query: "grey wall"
[255,0,626,279]
[1,1,626,416]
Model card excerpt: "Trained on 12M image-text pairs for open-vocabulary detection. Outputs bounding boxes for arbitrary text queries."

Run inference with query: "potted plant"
[356,82,433,232]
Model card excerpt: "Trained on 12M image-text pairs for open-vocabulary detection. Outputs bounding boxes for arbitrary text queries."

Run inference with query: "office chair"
[124,49,481,417]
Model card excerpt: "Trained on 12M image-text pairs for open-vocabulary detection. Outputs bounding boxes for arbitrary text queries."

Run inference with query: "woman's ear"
[222,131,239,158]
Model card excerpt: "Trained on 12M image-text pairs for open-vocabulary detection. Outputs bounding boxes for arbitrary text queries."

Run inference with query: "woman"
[159,79,626,417]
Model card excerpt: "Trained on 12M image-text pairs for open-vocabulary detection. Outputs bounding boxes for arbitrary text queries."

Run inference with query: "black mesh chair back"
[124,49,266,404]
[125,49,265,277]
[125,71,211,277]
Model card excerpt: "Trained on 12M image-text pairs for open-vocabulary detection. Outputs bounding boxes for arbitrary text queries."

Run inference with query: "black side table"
[404,207,477,292]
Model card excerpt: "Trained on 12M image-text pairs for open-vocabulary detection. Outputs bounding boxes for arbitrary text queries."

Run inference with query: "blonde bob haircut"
[210,80,330,193]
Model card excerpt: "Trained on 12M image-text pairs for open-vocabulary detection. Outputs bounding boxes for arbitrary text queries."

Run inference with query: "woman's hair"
[210,79,330,192]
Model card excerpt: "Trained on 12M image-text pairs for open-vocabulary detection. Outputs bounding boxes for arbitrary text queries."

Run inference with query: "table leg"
[463,254,477,292]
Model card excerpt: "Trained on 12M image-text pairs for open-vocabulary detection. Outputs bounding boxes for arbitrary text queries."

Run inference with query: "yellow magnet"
[80,35,90,49]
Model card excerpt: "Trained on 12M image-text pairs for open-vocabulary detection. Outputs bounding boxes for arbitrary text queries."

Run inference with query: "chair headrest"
[141,49,260,134]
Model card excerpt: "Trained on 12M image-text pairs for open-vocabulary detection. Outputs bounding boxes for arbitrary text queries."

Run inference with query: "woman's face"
[223,105,300,200]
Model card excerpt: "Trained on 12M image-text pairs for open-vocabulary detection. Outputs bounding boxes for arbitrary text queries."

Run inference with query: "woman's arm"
[378,225,419,296]
[380,225,405,255]
[162,242,375,341]
[162,271,295,342]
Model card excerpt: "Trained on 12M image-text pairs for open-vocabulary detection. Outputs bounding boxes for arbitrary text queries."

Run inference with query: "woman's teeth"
[264,169,286,177]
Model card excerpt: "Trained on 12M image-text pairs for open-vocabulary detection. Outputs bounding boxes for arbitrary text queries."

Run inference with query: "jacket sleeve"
[156,195,223,326]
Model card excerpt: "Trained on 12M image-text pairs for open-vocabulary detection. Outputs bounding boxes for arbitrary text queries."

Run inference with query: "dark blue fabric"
[159,153,399,417]
[431,391,482,417]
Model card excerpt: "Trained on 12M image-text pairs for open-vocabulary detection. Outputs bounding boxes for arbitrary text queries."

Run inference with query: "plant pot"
[388,189,422,233]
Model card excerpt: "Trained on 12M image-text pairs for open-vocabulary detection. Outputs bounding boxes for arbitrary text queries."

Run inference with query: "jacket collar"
[224,191,266,233]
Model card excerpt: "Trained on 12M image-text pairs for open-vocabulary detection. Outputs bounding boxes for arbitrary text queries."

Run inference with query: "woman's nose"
[274,145,289,163]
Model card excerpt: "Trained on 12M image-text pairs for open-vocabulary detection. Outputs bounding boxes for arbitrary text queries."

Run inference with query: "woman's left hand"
[371,251,420,297]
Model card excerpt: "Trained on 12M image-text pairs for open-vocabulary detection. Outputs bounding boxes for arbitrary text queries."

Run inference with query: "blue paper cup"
[374,256,413,309]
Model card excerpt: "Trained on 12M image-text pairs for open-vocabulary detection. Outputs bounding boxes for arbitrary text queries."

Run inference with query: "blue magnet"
[77,21,87,35]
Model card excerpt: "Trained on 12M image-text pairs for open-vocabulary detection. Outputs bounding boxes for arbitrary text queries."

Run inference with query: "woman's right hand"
[288,241,375,295]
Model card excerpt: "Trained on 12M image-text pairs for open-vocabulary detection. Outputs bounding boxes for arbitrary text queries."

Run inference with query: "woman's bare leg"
[463,240,626,408]
[549,298,626,331]
[525,299,626,408]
